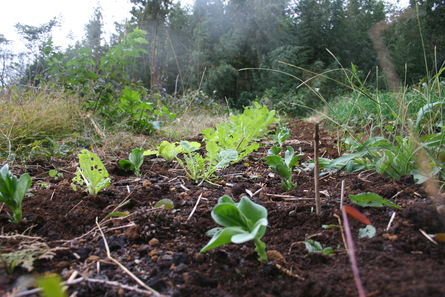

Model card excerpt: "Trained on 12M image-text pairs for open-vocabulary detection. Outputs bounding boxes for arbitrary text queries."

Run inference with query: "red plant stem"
[341,207,366,297]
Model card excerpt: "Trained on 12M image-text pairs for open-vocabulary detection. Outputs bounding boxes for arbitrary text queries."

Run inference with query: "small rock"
[125,225,141,241]
[149,238,160,247]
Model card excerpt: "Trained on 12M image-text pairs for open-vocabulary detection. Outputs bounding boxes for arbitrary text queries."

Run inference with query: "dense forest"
[1,0,444,113]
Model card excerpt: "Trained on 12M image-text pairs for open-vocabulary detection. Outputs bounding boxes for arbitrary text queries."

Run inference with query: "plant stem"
[254,237,268,262]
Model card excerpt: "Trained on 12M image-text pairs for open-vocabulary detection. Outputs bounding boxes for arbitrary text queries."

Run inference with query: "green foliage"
[304,239,334,256]
[0,164,32,223]
[71,150,110,195]
[154,198,174,211]
[324,128,445,182]
[358,225,376,239]
[265,146,303,191]
[37,274,67,297]
[348,192,402,209]
[202,102,277,161]
[176,141,238,186]
[201,195,269,262]
[118,148,145,176]
[144,140,201,162]
[270,123,291,147]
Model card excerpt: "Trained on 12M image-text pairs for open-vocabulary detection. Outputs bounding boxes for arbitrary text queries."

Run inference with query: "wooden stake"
[314,122,321,215]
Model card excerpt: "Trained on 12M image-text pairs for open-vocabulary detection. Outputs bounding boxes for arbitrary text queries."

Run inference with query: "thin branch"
[95,218,164,297]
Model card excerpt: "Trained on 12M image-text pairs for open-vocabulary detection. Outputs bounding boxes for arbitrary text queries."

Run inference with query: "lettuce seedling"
[0,164,32,223]
[118,148,145,176]
[200,195,269,262]
[72,150,111,195]
[144,140,201,162]
[176,141,238,186]
[265,146,302,191]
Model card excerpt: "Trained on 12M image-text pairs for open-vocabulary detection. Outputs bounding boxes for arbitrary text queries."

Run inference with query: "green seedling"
[176,141,238,186]
[37,274,67,297]
[71,150,111,195]
[304,239,334,256]
[144,140,200,162]
[265,146,302,191]
[271,124,290,147]
[118,148,145,176]
[0,164,32,223]
[48,169,64,180]
[201,195,269,262]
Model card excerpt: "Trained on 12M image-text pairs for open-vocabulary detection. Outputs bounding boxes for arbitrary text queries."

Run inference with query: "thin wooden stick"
[187,193,202,220]
[314,122,321,215]
[340,179,345,210]
[95,218,164,297]
[341,207,366,297]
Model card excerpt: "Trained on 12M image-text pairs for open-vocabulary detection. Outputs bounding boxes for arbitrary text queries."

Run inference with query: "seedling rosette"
[0,164,32,223]
[71,150,111,195]
[200,195,269,262]
[265,146,302,191]
[118,148,145,176]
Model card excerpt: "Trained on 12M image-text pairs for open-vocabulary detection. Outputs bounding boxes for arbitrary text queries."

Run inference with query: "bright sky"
[0,0,193,51]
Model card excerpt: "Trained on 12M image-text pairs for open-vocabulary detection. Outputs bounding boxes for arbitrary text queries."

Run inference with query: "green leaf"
[232,218,268,243]
[118,159,134,171]
[129,148,144,175]
[304,239,323,253]
[348,192,402,209]
[72,150,110,195]
[268,146,282,155]
[154,198,174,211]
[212,203,246,228]
[106,212,129,218]
[359,225,376,239]
[237,196,268,228]
[37,274,67,297]
[200,226,247,253]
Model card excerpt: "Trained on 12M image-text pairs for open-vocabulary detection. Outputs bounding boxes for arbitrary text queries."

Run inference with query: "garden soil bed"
[2,120,445,297]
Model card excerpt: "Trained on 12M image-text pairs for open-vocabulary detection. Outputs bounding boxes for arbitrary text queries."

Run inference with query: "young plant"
[48,169,63,180]
[201,102,277,161]
[200,195,269,262]
[118,148,145,176]
[271,124,291,147]
[71,150,110,195]
[265,146,302,191]
[0,164,32,223]
[176,141,238,186]
[304,239,334,256]
[144,140,200,162]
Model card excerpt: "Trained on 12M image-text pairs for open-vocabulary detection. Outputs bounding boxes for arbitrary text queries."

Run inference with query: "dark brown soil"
[1,120,445,297]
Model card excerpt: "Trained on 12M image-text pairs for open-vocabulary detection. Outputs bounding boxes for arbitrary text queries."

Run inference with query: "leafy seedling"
[118,148,145,176]
[271,124,290,147]
[304,239,334,256]
[265,146,302,191]
[0,164,32,223]
[144,140,201,162]
[48,169,63,180]
[201,195,269,262]
[71,149,111,195]
[348,192,402,209]
[358,225,376,238]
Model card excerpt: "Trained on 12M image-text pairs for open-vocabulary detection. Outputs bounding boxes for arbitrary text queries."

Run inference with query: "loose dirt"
[1,120,445,297]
